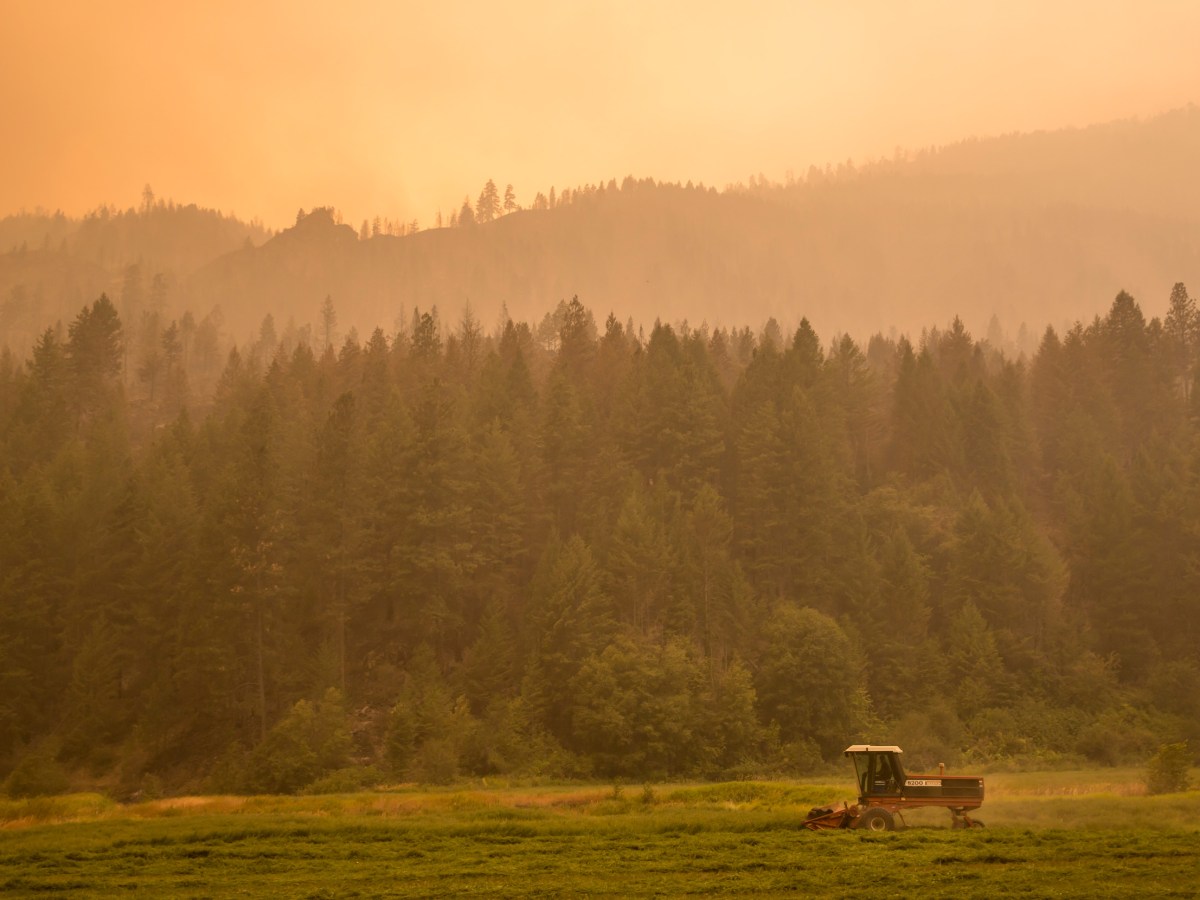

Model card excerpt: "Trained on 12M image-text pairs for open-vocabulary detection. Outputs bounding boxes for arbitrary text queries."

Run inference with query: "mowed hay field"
[2,772,1198,898]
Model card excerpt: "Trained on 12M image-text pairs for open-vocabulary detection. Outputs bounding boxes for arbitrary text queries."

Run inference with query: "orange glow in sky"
[3,0,1198,228]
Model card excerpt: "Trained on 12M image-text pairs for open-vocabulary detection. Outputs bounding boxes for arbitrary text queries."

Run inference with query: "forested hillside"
[1,284,1197,795]
[0,197,270,358]
[5,109,1200,360]
[185,109,1200,341]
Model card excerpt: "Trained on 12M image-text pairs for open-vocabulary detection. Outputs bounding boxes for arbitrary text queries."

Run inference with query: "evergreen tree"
[67,295,123,424]
[1163,282,1197,403]
[476,179,501,223]
[458,198,476,227]
[320,296,338,353]
[392,379,476,657]
[523,536,613,741]
[539,373,589,535]
[466,421,527,617]
[606,483,678,635]
[3,287,1200,786]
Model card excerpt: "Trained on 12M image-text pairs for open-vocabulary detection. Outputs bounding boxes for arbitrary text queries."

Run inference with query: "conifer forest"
[2,277,1198,795]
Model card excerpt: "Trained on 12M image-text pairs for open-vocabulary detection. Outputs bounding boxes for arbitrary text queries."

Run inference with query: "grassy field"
[1,772,1198,898]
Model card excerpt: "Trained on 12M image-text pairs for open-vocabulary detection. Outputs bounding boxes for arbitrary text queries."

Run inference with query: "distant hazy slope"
[6,109,1197,347]
[184,110,1200,341]
[0,202,270,351]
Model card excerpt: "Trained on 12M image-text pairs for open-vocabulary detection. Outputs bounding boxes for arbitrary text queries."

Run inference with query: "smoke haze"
[3,1,1198,228]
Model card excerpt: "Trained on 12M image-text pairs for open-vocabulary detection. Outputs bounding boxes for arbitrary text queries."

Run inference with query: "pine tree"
[320,296,338,353]
[947,491,1066,649]
[211,386,288,743]
[539,373,589,535]
[67,295,123,424]
[1164,282,1197,403]
[866,528,938,711]
[305,391,367,692]
[458,198,476,227]
[467,421,527,612]
[733,400,789,594]
[606,483,678,634]
[522,535,613,740]
[476,180,501,223]
[944,601,1008,719]
[680,485,754,664]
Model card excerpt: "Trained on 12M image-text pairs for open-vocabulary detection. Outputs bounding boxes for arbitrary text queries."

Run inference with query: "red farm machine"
[804,745,985,831]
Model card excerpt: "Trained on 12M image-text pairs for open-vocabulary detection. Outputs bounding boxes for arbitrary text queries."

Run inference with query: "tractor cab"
[844,745,905,801]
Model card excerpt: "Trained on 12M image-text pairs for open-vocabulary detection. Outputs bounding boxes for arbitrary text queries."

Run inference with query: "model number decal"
[905,779,942,787]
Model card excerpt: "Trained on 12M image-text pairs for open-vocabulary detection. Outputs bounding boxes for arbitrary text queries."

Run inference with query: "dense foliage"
[1,285,1198,793]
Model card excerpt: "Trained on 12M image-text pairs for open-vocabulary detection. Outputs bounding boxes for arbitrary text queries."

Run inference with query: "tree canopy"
[1,285,1197,793]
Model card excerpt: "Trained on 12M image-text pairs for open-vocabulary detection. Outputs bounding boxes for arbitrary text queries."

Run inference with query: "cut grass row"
[4,814,1198,898]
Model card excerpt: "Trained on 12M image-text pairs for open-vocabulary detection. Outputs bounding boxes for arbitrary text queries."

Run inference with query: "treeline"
[0,193,268,361]
[9,109,1200,360]
[1,286,1198,796]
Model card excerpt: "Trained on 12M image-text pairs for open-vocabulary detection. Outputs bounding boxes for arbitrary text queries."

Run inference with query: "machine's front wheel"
[857,807,895,832]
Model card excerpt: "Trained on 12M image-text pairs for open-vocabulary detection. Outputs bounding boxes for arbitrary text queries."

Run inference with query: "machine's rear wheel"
[857,807,895,832]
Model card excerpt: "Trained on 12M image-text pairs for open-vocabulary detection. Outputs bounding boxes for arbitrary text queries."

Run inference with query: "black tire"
[969,819,985,829]
[857,807,895,832]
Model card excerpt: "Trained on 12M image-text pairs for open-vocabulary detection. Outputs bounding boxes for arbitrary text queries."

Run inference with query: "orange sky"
[3,0,1198,229]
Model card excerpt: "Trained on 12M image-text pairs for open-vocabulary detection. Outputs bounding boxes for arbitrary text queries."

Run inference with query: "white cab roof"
[844,745,903,754]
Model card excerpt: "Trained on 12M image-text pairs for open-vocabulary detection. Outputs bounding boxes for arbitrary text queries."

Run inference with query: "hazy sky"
[3,0,1198,229]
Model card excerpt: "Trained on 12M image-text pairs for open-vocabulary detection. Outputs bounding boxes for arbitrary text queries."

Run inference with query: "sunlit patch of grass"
[132,795,249,817]
[506,787,609,809]
[662,781,843,809]
[983,790,1200,830]
[0,793,119,828]
[985,767,1150,797]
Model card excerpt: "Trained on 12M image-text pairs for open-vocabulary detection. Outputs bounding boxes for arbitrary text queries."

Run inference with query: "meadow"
[1,771,1198,898]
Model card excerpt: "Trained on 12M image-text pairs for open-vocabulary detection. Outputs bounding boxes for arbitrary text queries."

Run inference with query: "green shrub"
[245,688,352,793]
[1076,706,1160,765]
[890,703,964,771]
[303,766,384,795]
[138,773,165,801]
[203,742,250,794]
[4,749,70,798]
[772,738,825,775]
[409,737,460,785]
[383,699,417,777]
[1145,743,1192,795]
[967,702,1088,764]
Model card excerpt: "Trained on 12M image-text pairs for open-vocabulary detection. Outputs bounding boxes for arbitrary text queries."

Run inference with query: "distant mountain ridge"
[4,108,1199,350]
[0,201,270,351]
